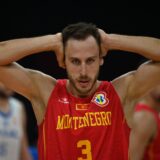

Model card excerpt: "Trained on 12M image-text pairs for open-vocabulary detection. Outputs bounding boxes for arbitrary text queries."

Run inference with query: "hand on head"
[53,26,110,69]
[53,33,65,68]
[98,29,110,57]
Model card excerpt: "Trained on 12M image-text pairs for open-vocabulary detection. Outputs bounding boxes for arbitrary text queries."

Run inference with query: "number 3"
[77,140,92,160]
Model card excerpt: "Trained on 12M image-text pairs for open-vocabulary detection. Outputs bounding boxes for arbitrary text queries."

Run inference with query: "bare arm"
[0,63,55,123]
[102,32,160,60]
[111,61,160,128]
[129,111,157,160]
[0,33,64,123]
[0,34,64,66]
[128,61,160,100]
[100,30,160,100]
[0,33,63,99]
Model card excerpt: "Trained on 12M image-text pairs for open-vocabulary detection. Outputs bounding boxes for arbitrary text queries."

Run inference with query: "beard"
[66,70,99,97]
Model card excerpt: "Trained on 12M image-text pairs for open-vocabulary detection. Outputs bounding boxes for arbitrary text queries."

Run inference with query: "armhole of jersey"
[108,82,122,103]
[108,81,128,125]
[38,80,64,127]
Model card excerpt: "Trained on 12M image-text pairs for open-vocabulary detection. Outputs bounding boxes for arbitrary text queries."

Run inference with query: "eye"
[71,59,81,65]
[86,58,95,65]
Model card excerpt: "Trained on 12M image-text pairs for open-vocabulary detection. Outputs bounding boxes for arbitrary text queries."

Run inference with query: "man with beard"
[0,22,160,160]
[129,85,160,160]
[0,82,32,160]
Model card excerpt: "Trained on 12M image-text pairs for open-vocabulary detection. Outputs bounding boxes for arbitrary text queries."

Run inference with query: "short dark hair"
[62,22,101,54]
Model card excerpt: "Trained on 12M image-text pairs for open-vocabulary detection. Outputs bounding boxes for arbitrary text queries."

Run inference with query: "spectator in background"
[0,82,33,160]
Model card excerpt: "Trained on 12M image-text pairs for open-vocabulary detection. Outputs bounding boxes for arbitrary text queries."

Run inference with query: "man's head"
[62,22,103,97]
[62,22,101,54]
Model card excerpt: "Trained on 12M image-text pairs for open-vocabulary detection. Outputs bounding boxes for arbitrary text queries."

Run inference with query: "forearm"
[129,146,144,160]
[129,136,145,160]
[107,34,160,61]
[0,35,56,65]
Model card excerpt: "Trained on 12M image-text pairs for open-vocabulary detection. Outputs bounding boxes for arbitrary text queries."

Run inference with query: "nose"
[80,63,87,76]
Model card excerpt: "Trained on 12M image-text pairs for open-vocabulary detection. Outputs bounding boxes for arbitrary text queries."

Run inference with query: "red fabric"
[38,80,130,160]
[135,103,160,160]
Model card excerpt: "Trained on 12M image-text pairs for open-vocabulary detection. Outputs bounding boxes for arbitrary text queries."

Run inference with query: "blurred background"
[0,0,159,159]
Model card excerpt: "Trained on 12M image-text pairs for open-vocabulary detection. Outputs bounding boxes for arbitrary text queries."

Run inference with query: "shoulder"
[28,69,57,86]
[128,61,160,98]
[112,60,160,103]
[111,71,135,103]
[27,69,58,105]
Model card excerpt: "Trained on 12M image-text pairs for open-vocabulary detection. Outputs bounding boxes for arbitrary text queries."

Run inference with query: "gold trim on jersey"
[43,122,46,160]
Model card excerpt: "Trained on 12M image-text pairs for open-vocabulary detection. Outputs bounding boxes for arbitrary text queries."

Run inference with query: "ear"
[62,59,66,69]
[100,58,104,66]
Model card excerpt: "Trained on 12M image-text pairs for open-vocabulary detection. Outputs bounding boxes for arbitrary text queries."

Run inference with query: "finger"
[56,53,65,68]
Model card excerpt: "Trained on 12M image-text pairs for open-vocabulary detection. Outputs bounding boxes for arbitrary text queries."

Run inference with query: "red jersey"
[38,80,130,160]
[135,104,160,160]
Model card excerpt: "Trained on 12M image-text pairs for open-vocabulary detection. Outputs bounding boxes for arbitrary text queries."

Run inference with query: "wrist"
[101,33,113,52]
[107,34,117,50]
[108,34,129,51]
[51,33,62,52]
[43,34,58,51]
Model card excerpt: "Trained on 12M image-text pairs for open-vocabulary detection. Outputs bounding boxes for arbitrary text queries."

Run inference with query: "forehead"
[65,36,99,58]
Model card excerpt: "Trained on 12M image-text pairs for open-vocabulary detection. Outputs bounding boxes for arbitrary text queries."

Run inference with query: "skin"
[0,31,160,128]
[129,85,160,160]
[65,36,103,97]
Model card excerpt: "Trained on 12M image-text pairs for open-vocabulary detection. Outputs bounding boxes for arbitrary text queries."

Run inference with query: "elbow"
[0,59,12,66]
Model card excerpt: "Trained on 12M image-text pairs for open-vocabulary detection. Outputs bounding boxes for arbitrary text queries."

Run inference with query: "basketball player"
[129,85,160,160]
[0,82,32,160]
[0,22,160,159]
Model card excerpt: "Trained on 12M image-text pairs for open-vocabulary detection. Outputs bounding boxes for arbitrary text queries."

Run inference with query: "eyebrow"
[69,56,98,59]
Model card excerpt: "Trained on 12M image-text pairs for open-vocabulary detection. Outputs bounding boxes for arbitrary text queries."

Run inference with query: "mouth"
[78,80,90,88]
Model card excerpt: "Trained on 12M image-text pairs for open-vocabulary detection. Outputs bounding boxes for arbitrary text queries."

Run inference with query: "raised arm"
[100,31,160,99]
[100,31,160,126]
[100,30,160,60]
[0,33,64,67]
[0,34,64,124]
[0,34,63,99]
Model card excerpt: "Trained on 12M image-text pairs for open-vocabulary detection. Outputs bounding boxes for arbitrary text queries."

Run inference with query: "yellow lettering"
[94,112,102,126]
[106,112,111,125]
[56,111,112,130]
[89,112,96,126]
[79,117,84,128]
[100,112,108,125]
[56,115,64,129]
[83,113,90,127]
[73,117,78,130]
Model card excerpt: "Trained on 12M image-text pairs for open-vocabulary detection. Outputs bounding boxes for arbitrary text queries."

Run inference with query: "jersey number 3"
[77,140,92,160]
